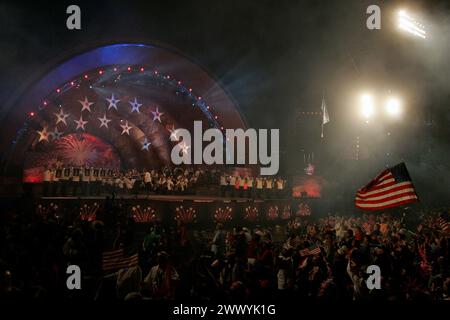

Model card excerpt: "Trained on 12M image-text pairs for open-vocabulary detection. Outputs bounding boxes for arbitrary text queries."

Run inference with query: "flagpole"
[321,93,323,139]
[321,92,326,139]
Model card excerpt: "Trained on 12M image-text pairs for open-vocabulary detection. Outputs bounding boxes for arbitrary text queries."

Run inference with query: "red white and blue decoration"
[214,206,233,223]
[132,205,159,223]
[175,206,197,224]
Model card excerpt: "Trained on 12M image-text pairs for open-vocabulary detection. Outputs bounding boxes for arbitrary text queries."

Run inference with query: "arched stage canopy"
[0,43,246,181]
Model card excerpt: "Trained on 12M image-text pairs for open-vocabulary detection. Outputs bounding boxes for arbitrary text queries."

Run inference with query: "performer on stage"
[220,173,228,196]
[144,169,152,192]
[266,177,273,199]
[239,175,246,197]
[54,166,62,196]
[60,166,72,196]
[92,168,100,195]
[42,166,51,196]
[276,177,285,198]
[228,174,235,197]
[99,168,106,194]
[256,176,263,198]
[71,166,81,196]
[247,176,254,198]
[82,166,91,196]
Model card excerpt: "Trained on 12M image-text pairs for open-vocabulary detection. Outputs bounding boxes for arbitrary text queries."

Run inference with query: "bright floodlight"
[398,10,426,39]
[360,93,375,119]
[385,97,402,117]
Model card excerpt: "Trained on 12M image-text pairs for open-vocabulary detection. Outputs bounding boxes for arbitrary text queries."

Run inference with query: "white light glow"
[397,10,426,39]
[360,93,375,119]
[385,97,402,117]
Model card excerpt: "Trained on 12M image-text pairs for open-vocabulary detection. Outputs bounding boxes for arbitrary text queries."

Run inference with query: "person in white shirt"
[219,174,228,196]
[277,251,293,292]
[265,178,273,198]
[115,176,124,192]
[71,167,81,196]
[276,177,285,198]
[166,176,174,192]
[183,177,189,194]
[229,175,236,191]
[72,167,80,182]
[230,175,238,197]
[81,167,90,196]
[256,177,263,198]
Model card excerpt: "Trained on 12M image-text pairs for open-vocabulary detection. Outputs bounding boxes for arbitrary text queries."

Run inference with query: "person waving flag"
[355,162,419,211]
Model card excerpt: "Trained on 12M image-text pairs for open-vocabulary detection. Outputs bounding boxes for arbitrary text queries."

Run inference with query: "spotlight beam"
[360,93,375,120]
[385,97,402,118]
[398,10,426,39]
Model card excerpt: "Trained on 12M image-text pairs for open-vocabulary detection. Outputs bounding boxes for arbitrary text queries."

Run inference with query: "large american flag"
[355,163,418,211]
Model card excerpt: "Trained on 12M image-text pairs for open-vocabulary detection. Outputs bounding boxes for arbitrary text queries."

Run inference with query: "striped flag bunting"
[102,248,139,272]
[434,217,450,234]
[355,162,418,211]
[299,248,310,256]
[299,244,321,256]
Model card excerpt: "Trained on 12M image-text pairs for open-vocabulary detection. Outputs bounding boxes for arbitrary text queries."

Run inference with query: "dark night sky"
[1,0,450,203]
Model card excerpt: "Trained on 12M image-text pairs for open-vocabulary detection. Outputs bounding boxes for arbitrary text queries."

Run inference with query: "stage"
[40,193,292,202]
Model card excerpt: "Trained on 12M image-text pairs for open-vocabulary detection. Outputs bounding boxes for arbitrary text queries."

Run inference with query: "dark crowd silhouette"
[0,198,449,302]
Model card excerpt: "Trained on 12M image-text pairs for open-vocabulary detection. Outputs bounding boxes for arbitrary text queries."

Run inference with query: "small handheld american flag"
[102,248,139,273]
[299,244,321,256]
[355,162,419,211]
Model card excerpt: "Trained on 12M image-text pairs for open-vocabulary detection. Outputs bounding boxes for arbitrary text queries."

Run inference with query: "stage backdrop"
[291,175,326,198]
[23,133,120,182]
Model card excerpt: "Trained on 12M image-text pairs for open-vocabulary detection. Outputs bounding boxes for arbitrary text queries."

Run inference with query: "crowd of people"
[39,165,287,198]
[0,198,448,301]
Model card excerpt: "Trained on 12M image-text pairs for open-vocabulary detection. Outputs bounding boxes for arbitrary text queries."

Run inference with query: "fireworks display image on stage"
[0,0,449,315]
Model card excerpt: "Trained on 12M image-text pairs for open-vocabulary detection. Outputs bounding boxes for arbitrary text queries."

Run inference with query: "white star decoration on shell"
[54,108,69,126]
[129,98,142,113]
[106,94,120,110]
[98,113,112,129]
[51,127,63,140]
[120,121,132,135]
[74,115,88,130]
[181,142,190,155]
[79,97,94,112]
[151,107,164,122]
[142,137,151,151]
[168,125,179,141]
[36,126,50,142]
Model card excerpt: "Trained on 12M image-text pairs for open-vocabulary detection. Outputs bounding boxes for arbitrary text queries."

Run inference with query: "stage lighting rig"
[398,10,426,39]
[360,93,375,120]
[385,97,402,118]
